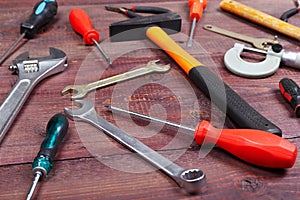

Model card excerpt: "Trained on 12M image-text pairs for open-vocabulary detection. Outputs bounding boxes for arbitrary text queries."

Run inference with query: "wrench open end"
[61,85,87,100]
[178,169,206,194]
[64,99,94,120]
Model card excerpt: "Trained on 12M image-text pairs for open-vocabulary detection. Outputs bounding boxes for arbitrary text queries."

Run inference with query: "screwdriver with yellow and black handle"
[26,113,69,200]
[0,0,58,65]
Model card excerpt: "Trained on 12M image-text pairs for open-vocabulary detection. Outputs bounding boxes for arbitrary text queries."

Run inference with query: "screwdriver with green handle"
[106,105,297,169]
[26,113,69,200]
[0,0,58,65]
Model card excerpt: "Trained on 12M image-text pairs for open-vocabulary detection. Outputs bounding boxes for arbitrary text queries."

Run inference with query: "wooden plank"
[0,0,299,199]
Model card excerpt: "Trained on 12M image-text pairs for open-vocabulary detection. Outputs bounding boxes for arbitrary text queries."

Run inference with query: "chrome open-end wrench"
[0,48,68,143]
[64,100,206,194]
[61,60,170,99]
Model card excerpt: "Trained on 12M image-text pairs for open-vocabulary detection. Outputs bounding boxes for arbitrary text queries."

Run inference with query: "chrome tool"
[64,100,206,194]
[0,48,68,143]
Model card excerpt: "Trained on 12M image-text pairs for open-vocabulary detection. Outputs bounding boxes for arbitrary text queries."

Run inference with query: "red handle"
[69,8,99,45]
[194,120,297,168]
[188,0,207,21]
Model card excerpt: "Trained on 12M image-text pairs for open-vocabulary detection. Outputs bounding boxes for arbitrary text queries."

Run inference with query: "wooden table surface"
[0,0,300,199]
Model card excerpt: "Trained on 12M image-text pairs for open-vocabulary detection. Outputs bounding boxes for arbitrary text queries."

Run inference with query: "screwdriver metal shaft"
[0,33,25,65]
[92,38,112,65]
[187,17,197,47]
[26,171,42,200]
[105,105,195,132]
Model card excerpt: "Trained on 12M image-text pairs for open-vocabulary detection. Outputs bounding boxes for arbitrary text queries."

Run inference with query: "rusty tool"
[220,0,300,41]
[107,6,282,136]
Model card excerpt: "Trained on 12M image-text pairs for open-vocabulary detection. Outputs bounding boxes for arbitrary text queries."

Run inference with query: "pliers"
[105,5,171,18]
[280,0,300,22]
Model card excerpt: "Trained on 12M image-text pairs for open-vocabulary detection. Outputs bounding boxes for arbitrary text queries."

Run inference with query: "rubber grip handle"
[21,0,57,39]
[280,8,299,22]
[194,120,297,168]
[279,78,300,117]
[146,26,282,136]
[220,0,300,41]
[69,8,99,45]
[38,113,69,160]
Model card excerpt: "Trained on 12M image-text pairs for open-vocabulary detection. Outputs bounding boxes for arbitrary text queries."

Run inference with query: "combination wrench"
[0,48,68,143]
[61,60,170,99]
[64,100,206,194]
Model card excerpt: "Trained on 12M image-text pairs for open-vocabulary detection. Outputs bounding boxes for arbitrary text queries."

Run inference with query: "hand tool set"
[0,0,299,199]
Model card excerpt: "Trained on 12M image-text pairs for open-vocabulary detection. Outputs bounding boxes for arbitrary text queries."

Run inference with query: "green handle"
[32,113,69,175]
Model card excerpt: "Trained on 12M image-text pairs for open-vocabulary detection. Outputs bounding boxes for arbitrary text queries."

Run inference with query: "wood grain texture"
[0,0,299,199]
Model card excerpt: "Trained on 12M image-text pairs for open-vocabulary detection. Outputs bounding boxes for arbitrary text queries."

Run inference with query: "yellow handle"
[146,26,203,74]
[220,0,300,41]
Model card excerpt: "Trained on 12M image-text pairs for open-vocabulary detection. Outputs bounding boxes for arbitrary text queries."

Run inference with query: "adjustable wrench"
[64,100,206,194]
[0,48,68,143]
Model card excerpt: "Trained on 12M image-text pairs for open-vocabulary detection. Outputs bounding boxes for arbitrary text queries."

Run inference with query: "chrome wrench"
[0,48,68,143]
[61,60,170,99]
[64,100,206,194]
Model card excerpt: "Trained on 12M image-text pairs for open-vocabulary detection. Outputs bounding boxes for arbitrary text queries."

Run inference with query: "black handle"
[279,78,300,117]
[280,8,299,22]
[21,0,58,39]
[189,66,282,136]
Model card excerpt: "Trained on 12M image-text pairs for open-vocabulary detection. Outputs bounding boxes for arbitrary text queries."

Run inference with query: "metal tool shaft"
[26,171,42,200]
[64,100,205,194]
[0,33,25,65]
[105,105,195,132]
[187,17,197,47]
[92,38,112,65]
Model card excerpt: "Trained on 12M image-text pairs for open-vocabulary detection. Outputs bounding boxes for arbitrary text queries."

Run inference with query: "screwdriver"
[279,78,300,117]
[0,0,58,65]
[105,105,297,168]
[26,113,69,200]
[69,8,112,65]
[187,0,207,47]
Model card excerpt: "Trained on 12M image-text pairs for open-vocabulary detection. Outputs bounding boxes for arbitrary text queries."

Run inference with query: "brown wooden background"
[0,0,300,199]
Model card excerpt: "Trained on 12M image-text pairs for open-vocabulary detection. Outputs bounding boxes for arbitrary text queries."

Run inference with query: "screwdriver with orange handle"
[106,105,297,169]
[69,8,112,64]
[187,0,207,47]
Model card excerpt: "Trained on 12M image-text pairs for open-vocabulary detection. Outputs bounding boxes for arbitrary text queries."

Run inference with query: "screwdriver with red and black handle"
[26,113,69,200]
[0,0,58,65]
[279,78,300,117]
[69,8,112,65]
[106,105,297,169]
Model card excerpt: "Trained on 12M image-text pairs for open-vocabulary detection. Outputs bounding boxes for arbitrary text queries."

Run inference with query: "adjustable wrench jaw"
[0,48,68,144]
[10,47,68,80]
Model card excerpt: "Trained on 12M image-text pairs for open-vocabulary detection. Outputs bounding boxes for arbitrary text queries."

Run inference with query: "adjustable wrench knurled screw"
[64,100,206,194]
